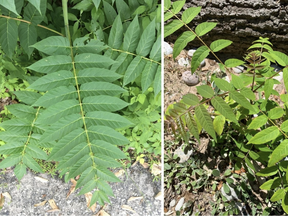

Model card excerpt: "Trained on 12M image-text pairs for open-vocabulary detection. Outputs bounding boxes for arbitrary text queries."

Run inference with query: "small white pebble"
[164,41,173,56]
[175,197,185,211]
[233,66,244,74]
[178,57,190,67]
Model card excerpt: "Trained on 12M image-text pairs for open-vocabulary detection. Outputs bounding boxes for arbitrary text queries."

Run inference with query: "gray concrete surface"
[0,163,161,216]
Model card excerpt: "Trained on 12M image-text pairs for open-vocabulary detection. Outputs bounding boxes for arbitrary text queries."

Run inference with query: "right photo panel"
[164,0,288,215]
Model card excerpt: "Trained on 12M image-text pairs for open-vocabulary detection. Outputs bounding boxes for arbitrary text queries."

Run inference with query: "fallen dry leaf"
[97,210,110,216]
[141,162,150,168]
[47,199,60,212]
[151,163,161,176]
[154,191,162,200]
[2,192,11,201]
[0,194,4,210]
[67,178,77,198]
[217,181,223,191]
[34,176,49,183]
[127,196,143,202]
[121,205,136,213]
[114,169,125,177]
[85,192,97,212]
[34,200,47,207]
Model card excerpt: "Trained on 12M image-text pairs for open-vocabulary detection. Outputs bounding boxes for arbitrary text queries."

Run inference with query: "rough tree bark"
[167,0,288,60]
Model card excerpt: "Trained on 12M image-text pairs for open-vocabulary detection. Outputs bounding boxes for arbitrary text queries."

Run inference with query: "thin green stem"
[110,48,161,65]
[21,106,41,158]
[62,0,94,164]
[166,8,232,75]
[0,14,64,37]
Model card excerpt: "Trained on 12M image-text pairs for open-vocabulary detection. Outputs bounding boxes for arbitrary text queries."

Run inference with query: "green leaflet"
[224,59,245,68]
[85,111,132,129]
[14,91,41,105]
[88,125,129,146]
[271,189,285,202]
[154,65,161,96]
[116,0,130,20]
[23,1,46,25]
[96,166,121,182]
[136,19,156,57]
[270,51,288,67]
[268,107,285,120]
[7,104,36,119]
[14,164,27,181]
[164,0,171,10]
[27,0,42,14]
[281,120,288,132]
[248,115,268,130]
[214,78,233,91]
[182,93,200,106]
[240,87,255,101]
[182,7,201,24]
[103,1,117,25]
[33,86,77,107]
[108,15,123,49]
[185,112,200,143]
[283,67,288,93]
[164,20,184,38]
[28,71,73,91]
[256,166,278,177]
[36,100,81,125]
[40,114,84,142]
[0,154,22,169]
[210,39,232,52]
[173,31,196,59]
[213,115,225,136]
[191,46,210,74]
[268,140,288,167]
[141,61,158,92]
[18,22,37,57]
[28,55,72,73]
[91,190,110,206]
[91,140,127,159]
[123,56,146,86]
[123,15,140,52]
[171,0,185,15]
[31,36,70,55]
[150,36,161,62]
[0,119,33,134]
[82,95,129,112]
[229,90,257,113]
[264,79,274,99]
[48,129,86,161]
[80,81,127,96]
[0,142,24,155]
[0,0,19,16]
[195,22,217,37]
[196,85,214,98]
[211,97,238,124]
[195,104,217,140]
[73,37,107,54]
[283,193,288,214]
[75,53,115,69]
[231,74,244,89]
[260,177,281,190]
[248,126,279,144]
[0,18,18,58]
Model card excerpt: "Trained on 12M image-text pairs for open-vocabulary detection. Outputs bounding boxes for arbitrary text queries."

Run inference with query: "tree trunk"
[167,0,288,60]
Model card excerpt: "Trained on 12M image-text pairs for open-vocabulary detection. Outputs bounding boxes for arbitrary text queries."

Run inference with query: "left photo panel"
[0,0,162,215]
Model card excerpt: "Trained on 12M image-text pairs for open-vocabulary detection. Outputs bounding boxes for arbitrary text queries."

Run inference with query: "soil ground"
[0,163,161,216]
[163,43,286,215]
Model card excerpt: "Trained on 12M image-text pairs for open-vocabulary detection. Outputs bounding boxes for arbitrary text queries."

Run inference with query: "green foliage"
[0,0,161,207]
[165,0,288,214]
